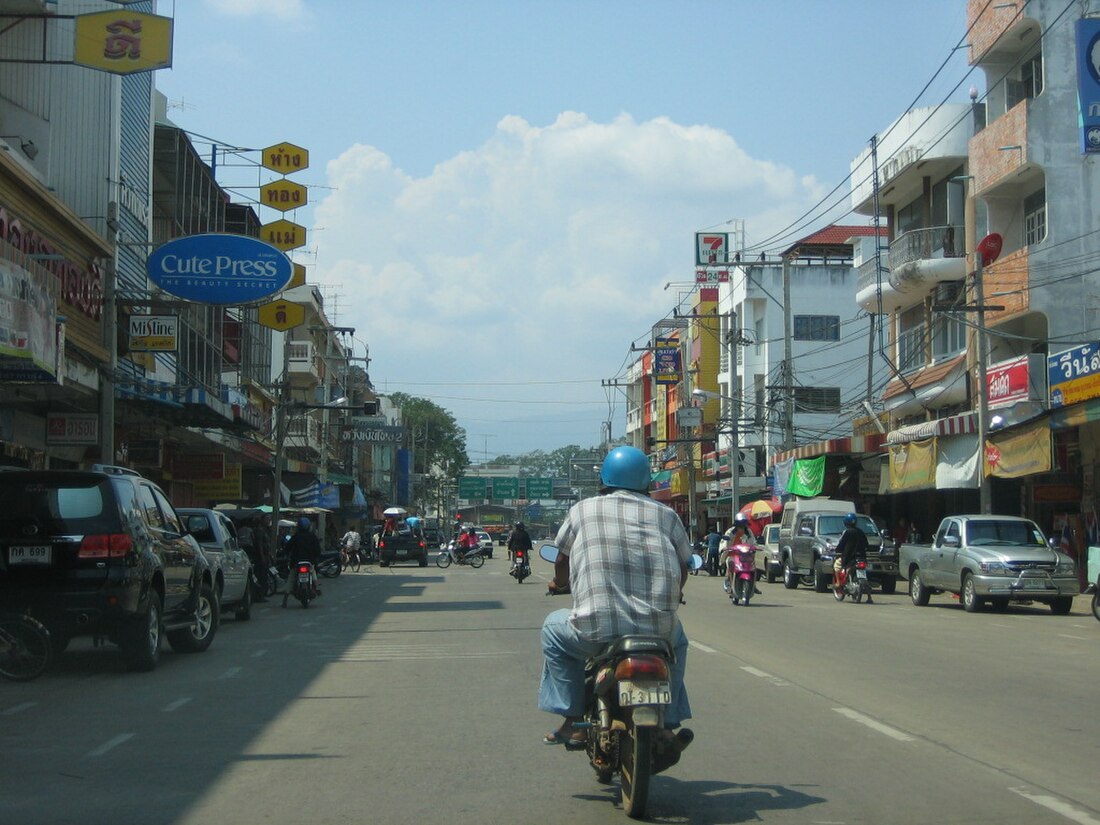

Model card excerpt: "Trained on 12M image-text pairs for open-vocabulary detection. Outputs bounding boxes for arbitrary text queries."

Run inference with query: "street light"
[693,388,739,533]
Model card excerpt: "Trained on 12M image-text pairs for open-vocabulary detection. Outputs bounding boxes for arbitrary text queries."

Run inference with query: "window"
[1006,52,1043,110]
[932,281,966,359]
[897,304,926,372]
[793,387,841,413]
[1024,188,1046,247]
[793,315,840,341]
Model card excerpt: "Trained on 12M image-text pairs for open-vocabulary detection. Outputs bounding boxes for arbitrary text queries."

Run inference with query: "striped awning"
[770,433,888,466]
[886,412,976,445]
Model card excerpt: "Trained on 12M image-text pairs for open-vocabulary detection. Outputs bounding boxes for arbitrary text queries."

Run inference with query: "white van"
[778,498,854,538]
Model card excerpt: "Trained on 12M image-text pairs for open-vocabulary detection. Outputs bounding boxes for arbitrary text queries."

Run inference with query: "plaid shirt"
[555,489,692,643]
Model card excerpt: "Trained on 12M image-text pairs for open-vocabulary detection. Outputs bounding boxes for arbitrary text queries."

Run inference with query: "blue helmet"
[298,517,312,530]
[844,513,857,527]
[600,446,650,492]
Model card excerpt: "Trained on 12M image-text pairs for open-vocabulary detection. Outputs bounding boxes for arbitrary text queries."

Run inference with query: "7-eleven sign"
[695,232,728,266]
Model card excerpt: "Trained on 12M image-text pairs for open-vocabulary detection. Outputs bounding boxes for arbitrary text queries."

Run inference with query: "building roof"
[782,224,887,257]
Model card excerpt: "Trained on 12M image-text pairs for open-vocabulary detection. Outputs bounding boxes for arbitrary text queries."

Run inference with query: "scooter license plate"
[297,574,311,584]
[856,569,868,580]
[618,680,671,707]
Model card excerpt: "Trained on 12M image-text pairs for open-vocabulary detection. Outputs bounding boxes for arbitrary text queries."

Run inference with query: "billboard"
[146,234,292,304]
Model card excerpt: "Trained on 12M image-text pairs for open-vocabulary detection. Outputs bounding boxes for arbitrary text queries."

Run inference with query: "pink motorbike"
[728,543,758,606]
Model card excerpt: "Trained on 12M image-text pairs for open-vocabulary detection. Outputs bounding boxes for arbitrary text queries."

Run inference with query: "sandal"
[543,727,587,750]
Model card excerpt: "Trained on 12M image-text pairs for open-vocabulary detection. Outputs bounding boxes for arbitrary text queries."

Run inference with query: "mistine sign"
[128,314,178,352]
[146,233,292,304]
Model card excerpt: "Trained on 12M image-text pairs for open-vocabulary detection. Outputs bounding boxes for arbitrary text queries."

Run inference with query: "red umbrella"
[738,498,783,535]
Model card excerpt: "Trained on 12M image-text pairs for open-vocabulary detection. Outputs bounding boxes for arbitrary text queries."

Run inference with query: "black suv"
[0,465,219,671]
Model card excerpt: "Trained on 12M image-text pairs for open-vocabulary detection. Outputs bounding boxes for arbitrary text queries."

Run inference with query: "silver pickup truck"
[900,514,1078,614]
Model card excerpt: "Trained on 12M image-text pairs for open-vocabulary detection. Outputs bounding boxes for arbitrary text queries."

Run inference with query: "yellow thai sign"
[73,11,173,74]
[257,300,305,331]
[261,142,309,175]
[260,219,306,252]
[889,438,936,492]
[289,263,306,289]
[260,179,307,213]
[985,419,1052,479]
[191,463,242,501]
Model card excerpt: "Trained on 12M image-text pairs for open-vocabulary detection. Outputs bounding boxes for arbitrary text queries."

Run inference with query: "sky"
[155,0,976,460]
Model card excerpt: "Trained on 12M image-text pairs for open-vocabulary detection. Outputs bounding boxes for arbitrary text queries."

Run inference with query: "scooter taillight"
[855,560,867,570]
[297,564,311,574]
[614,655,669,681]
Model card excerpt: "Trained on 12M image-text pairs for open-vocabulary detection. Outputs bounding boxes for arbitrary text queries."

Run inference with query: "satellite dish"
[976,232,1003,267]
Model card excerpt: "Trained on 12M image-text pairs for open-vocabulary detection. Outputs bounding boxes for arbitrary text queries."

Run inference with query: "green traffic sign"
[491,477,519,499]
[524,477,553,498]
[457,477,487,498]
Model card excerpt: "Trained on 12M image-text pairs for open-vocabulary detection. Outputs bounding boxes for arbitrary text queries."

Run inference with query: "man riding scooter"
[832,512,872,604]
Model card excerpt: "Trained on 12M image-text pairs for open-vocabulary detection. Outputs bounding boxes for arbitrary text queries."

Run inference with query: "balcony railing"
[889,225,963,270]
[287,341,324,383]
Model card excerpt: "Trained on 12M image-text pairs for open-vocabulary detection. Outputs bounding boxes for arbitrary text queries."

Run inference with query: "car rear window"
[0,477,117,535]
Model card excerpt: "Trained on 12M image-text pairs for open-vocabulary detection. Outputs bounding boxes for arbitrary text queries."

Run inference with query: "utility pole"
[728,309,740,529]
[782,254,794,450]
[974,253,992,514]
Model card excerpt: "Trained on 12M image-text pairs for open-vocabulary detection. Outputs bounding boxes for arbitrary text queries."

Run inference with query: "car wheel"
[1092,589,1100,622]
[1049,596,1073,616]
[765,564,777,584]
[961,573,983,612]
[782,560,798,590]
[234,581,252,621]
[418,557,428,567]
[121,590,162,672]
[813,566,829,593]
[880,577,897,595]
[168,583,219,652]
[909,568,930,606]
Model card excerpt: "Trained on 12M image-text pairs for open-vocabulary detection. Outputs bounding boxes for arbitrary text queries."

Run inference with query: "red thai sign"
[986,355,1032,409]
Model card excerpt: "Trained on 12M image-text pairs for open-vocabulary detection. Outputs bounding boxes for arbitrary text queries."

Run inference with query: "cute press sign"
[146,234,292,304]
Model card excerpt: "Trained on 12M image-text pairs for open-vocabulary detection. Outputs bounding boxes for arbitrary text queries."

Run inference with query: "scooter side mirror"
[537,543,560,564]
[688,553,703,571]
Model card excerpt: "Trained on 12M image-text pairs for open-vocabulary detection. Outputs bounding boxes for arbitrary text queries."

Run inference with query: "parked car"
[757,523,782,583]
[0,465,219,671]
[780,505,897,593]
[900,514,1078,614]
[476,529,494,558]
[178,508,253,621]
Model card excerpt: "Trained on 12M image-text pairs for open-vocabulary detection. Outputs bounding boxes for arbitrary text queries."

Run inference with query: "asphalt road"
[1,556,1097,825]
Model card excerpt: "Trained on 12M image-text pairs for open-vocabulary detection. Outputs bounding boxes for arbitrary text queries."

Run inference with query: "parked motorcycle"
[833,560,871,603]
[284,560,320,608]
[316,550,342,578]
[510,548,531,582]
[435,541,486,569]
[728,543,757,606]
[539,544,690,818]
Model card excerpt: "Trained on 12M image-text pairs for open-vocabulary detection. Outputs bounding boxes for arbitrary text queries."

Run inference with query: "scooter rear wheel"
[619,725,653,819]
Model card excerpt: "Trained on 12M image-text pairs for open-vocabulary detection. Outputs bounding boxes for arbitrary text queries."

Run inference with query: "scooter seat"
[595,636,673,661]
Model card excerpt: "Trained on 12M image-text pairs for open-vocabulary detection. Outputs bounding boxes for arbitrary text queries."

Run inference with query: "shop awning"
[887,412,976,444]
[771,433,887,466]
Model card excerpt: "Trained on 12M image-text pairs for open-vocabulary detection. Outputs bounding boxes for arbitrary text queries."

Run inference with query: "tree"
[387,393,468,514]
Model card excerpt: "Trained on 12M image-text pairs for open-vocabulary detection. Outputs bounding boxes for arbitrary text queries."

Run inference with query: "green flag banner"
[786,456,825,497]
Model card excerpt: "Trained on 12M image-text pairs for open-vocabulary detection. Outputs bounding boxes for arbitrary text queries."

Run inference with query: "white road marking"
[1010,787,1100,825]
[689,640,716,653]
[163,698,191,712]
[251,649,267,658]
[218,667,242,680]
[741,666,773,678]
[1057,634,1090,641]
[88,733,134,757]
[833,708,915,741]
[2,702,36,715]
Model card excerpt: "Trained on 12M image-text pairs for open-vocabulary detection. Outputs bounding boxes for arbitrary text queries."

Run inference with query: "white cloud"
[205,0,307,21]
[312,112,826,451]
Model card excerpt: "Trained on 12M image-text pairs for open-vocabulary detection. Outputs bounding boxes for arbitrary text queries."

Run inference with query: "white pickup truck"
[899,514,1078,614]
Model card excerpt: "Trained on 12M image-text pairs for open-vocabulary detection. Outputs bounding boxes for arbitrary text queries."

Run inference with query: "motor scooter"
[509,548,530,583]
[283,560,320,608]
[833,559,871,603]
[728,543,757,606]
[539,543,696,818]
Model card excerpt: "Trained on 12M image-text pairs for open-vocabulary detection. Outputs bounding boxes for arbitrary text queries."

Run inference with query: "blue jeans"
[537,608,692,727]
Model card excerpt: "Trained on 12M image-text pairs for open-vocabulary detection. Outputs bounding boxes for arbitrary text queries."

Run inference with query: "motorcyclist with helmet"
[722,512,756,595]
[508,521,533,569]
[282,517,323,607]
[539,445,694,770]
[833,512,872,604]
